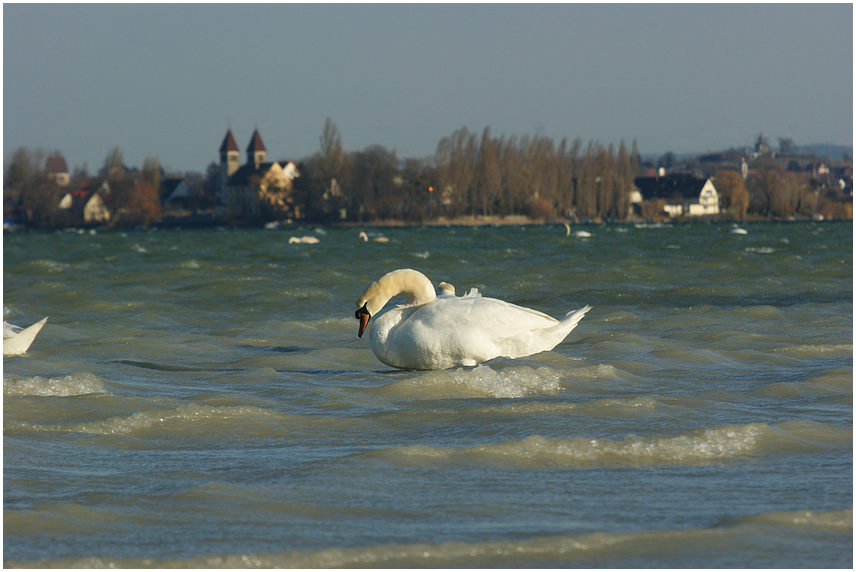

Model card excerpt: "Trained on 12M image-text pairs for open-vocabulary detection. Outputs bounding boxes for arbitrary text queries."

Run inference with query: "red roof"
[46,155,68,174]
[220,130,239,153]
[247,129,266,153]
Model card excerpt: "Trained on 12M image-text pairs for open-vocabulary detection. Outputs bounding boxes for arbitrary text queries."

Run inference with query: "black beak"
[355,303,371,338]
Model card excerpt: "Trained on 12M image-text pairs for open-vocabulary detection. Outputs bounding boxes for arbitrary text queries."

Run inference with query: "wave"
[3,373,109,397]
[366,420,852,468]
[4,402,285,437]
[373,363,565,399]
[468,394,661,416]
[11,508,850,568]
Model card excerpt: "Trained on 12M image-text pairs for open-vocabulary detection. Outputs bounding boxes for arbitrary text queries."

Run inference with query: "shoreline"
[4,212,840,233]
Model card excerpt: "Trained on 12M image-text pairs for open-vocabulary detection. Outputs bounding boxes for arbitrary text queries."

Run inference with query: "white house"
[633,174,720,217]
[686,179,720,216]
[83,193,110,224]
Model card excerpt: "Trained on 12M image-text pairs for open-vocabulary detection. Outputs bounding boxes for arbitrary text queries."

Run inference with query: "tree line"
[4,146,164,228]
[4,119,852,229]
[294,120,642,224]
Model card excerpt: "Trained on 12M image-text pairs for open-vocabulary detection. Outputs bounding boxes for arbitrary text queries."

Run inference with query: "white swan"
[3,317,48,356]
[437,282,457,296]
[289,236,320,244]
[354,269,591,370]
[359,231,389,243]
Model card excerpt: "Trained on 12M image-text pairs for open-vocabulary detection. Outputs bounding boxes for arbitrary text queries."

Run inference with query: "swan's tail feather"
[3,316,48,355]
[554,305,592,335]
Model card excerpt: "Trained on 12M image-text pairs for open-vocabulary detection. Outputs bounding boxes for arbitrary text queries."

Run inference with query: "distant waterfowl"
[3,317,48,356]
[563,222,571,236]
[354,269,591,370]
[359,231,389,243]
[574,230,592,238]
[730,227,748,235]
[289,236,320,244]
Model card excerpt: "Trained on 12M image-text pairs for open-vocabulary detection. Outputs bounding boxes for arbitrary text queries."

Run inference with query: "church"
[216,128,301,220]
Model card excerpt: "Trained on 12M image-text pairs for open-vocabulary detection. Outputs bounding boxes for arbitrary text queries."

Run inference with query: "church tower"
[219,129,240,176]
[217,129,240,203]
[247,129,267,169]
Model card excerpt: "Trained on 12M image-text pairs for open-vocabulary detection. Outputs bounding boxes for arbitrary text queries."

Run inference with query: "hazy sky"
[4,3,853,175]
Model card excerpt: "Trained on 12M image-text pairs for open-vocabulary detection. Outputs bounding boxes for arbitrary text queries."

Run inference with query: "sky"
[3,3,853,175]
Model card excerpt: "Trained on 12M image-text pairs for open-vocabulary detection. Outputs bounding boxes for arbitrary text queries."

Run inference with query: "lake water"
[3,221,852,568]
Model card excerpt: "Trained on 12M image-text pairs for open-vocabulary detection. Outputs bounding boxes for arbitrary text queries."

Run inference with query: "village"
[3,128,852,230]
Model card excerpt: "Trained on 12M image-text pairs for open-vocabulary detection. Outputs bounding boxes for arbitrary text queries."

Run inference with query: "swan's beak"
[355,303,371,338]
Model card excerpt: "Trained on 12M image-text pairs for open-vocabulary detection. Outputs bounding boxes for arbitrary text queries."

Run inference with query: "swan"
[289,236,320,244]
[359,231,389,243]
[3,317,48,356]
[354,269,591,370]
[437,282,457,296]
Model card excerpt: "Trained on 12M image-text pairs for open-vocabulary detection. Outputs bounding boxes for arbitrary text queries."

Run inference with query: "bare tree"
[142,156,161,197]
[713,170,749,217]
[103,146,125,184]
[474,127,502,216]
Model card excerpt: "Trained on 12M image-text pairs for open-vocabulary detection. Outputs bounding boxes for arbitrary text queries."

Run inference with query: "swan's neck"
[358,269,436,316]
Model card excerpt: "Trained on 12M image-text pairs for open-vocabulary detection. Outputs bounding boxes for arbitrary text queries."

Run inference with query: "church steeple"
[247,129,267,169]
[219,129,240,176]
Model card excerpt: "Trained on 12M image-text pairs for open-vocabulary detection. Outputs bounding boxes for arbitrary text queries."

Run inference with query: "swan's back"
[372,295,589,370]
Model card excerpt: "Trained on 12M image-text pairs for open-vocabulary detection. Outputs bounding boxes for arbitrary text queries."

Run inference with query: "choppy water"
[3,221,852,568]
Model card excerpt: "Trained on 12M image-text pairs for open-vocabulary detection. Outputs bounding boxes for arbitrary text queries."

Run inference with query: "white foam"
[75,403,279,435]
[393,364,563,399]
[386,423,779,467]
[4,373,109,397]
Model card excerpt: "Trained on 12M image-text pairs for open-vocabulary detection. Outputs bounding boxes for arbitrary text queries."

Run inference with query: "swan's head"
[355,302,372,338]
[355,269,436,338]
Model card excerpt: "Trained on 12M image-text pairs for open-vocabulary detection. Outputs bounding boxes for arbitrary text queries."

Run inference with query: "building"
[57,180,111,225]
[46,154,70,187]
[162,178,194,211]
[634,173,720,217]
[216,128,300,220]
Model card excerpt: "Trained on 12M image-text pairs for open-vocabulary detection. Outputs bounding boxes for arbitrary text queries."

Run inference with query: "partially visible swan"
[563,222,571,236]
[730,227,748,235]
[574,230,592,238]
[289,236,320,244]
[4,317,48,356]
[354,269,591,370]
[359,231,389,243]
[437,282,456,296]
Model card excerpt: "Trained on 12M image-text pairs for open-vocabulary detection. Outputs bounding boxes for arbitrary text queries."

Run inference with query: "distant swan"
[574,230,592,238]
[3,317,48,356]
[289,236,320,244]
[730,227,748,235]
[355,269,591,370]
[359,231,389,243]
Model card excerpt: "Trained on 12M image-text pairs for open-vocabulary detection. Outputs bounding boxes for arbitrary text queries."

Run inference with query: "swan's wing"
[3,317,47,355]
[4,322,22,338]
[410,296,558,345]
